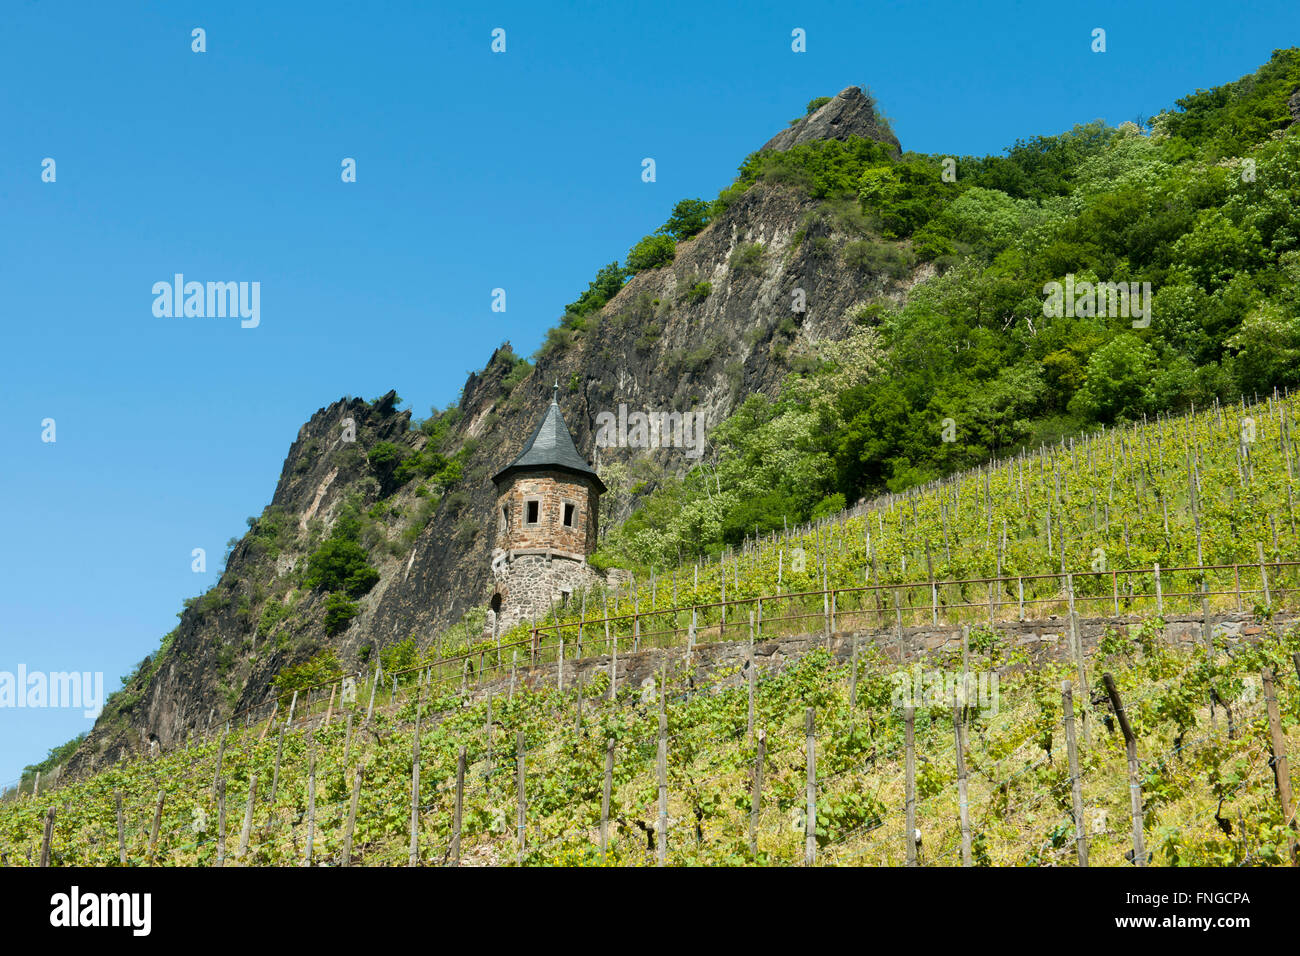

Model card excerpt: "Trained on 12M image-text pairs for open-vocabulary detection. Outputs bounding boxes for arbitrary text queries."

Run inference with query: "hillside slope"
[56,88,911,778]
[7,608,1298,867]
[40,49,1300,787]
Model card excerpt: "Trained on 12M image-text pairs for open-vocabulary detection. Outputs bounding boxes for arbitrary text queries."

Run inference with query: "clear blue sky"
[1,0,1294,784]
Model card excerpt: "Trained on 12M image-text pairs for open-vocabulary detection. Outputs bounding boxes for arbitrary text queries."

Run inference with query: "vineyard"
[3,392,1300,866]
[442,388,1300,676]
[0,605,1297,867]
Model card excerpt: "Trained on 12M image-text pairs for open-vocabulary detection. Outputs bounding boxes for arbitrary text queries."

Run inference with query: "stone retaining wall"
[481,610,1296,701]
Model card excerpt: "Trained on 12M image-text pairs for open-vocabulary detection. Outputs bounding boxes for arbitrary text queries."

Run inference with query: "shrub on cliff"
[304,538,380,598]
[658,198,712,240]
[626,233,677,273]
[322,594,360,635]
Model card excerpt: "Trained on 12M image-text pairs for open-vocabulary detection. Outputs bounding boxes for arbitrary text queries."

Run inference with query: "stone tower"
[488,389,606,636]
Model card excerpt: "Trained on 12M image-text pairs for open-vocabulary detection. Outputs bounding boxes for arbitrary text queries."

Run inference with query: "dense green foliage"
[626,233,677,273]
[322,593,361,636]
[601,50,1300,560]
[1159,51,1300,160]
[305,538,379,598]
[303,497,382,607]
[560,262,629,331]
[272,649,344,700]
[19,735,86,790]
[657,197,712,240]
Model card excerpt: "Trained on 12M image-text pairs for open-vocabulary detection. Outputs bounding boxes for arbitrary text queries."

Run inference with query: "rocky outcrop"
[763,86,902,156]
[64,87,921,778]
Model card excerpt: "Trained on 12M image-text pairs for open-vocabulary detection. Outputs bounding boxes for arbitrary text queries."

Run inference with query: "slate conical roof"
[492,397,606,492]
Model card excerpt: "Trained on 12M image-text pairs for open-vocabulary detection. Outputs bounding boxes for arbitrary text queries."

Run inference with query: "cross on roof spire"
[552,379,559,405]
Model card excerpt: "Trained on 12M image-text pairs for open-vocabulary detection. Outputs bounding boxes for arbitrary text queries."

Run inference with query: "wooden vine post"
[115,791,127,866]
[1103,673,1145,866]
[951,702,972,867]
[270,724,286,802]
[212,730,227,795]
[238,776,258,860]
[804,708,817,866]
[516,731,527,865]
[304,750,316,867]
[341,764,363,866]
[1260,668,1298,866]
[849,632,860,711]
[408,688,424,867]
[1067,574,1091,748]
[904,706,917,867]
[148,792,165,865]
[40,806,56,867]
[600,739,615,864]
[749,729,765,859]
[215,777,227,868]
[1061,681,1089,866]
[657,713,668,866]
[1153,562,1162,616]
[747,611,756,742]
[453,746,466,866]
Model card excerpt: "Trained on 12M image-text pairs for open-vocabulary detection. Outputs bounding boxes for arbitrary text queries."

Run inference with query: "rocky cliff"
[763,86,901,155]
[66,86,913,775]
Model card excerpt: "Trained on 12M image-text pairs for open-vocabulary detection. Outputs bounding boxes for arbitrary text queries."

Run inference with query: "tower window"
[563,502,575,527]
[500,505,509,533]
[526,499,540,524]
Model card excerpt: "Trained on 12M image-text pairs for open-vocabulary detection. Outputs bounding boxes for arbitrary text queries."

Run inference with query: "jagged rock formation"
[763,86,901,156]
[65,87,919,777]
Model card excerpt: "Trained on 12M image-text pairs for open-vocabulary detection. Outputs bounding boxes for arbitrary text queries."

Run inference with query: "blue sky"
[0,0,1295,784]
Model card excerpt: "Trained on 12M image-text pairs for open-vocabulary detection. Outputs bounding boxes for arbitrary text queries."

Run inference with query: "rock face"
[1289,86,1300,125]
[64,86,921,778]
[763,86,902,156]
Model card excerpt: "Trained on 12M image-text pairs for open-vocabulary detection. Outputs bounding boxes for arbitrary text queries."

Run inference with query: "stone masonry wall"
[494,469,599,556]
[472,609,1296,701]
[490,552,604,634]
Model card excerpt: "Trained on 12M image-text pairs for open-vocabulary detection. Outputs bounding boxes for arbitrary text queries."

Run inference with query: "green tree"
[1170,209,1265,291]
[322,593,360,635]
[305,538,380,597]
[1068,334,1158,422]
[626,234,677,273]
[563,262,628,323]
[658,198,712,240]
[1225,302,1300,390]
